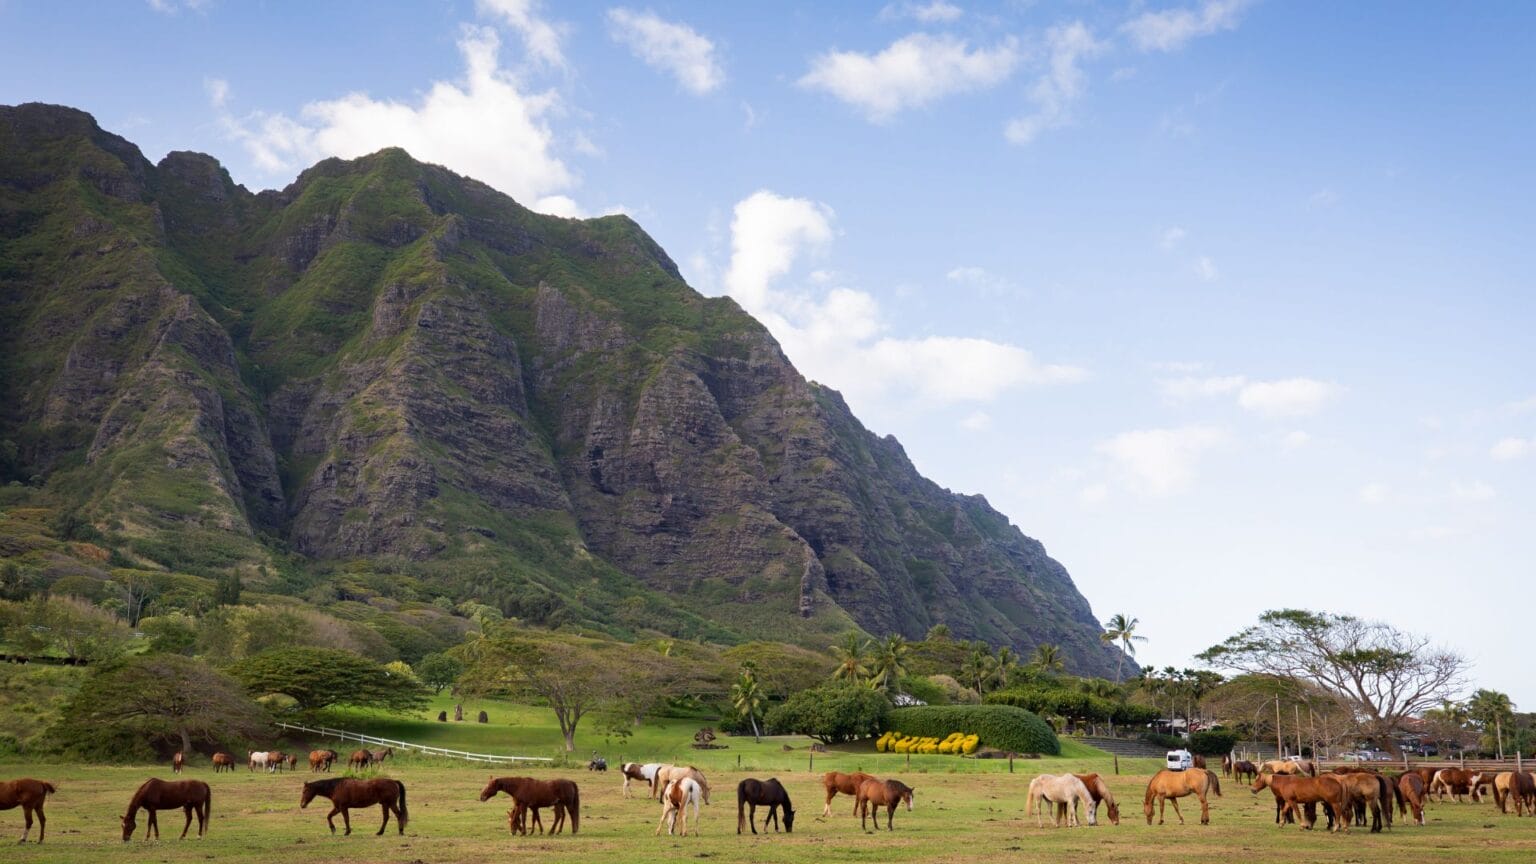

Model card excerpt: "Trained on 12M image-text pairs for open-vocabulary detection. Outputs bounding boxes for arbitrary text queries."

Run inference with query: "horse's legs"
[179,805,193,839]
[341,807,353,835]
[147,809,159,840]
[1198,792,1209,826]
[885,803,895,830]
[1168,796,1185,825]
[19,804,32,843]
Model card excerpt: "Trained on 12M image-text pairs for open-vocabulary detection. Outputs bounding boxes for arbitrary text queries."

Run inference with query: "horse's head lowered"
[479,775,501,802]
[783,804,797,832]
[1249,774,1269,795]
[119,814,135,842]
[1106,799,1120,825]
[300,782,319,809]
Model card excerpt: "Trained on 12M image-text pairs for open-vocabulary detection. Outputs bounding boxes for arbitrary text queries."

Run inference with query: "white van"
[1165,749,1193,771]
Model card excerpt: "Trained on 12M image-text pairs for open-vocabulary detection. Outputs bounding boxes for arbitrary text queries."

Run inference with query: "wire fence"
[275,721,552,765]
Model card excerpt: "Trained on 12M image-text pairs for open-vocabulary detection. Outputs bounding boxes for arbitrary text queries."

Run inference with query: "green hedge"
[887,705,1059,755]
[1187,729,1239,756]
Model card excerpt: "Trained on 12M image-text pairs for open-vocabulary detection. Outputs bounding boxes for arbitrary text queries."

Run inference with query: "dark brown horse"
[1221,753,1233,777]
[1,779,55,843]
[300,777,407,836]
[856,778,913,831]
[821,771,874,817]
[737,778,795,834]
[211,753,235,773]
[1250,773,1348,832]
[369,747,394,764]
[479,776,580,835]
[172,752,184,774]
[121,778,210,841]
[1232,760,1258,782]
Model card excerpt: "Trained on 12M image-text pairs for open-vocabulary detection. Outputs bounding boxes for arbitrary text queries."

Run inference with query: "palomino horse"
[620,763,662,799]
[656,777,703,837]
[1394,772,1427,825]
[172,752,184,774]
[1261,759,1316,777]
[211,753,235,773]
[300,777,408,836]
[821,771,874,817]
[1144,768,1220,826]
[1232,760,1259,783]
[479,776,580,835]
[1250,773,1348,832]
[737,778,795,834]
[1028,774,1094,827]
[654,765,710,804]
[120,778,210,841]
[856,778,914,831]
[1,778,55,843]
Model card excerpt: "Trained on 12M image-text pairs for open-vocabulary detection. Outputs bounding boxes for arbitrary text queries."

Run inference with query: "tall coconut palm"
[730,667,765,742]
[964,642,998,694]
[1030,643,1065,675]
[870,634,910,692]
[831,632,871,682]
[1466,689,1515,759]
[1101,614,1147,682]
[995,645,1019,690]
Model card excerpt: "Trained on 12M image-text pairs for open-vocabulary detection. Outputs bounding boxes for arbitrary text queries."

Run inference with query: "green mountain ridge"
[0,102,1127,675]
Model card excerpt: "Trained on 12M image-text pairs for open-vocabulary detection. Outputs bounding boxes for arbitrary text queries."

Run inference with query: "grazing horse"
[856,778,914,831]
[1144,768,1221,826]
[1232,760,1259,783]
[1250,773,1348,832]
[348,749,373,771]
[620,763,662,799]
[309,750,338,772]
[737,778,795,834]
[1430,768,1482,803]
[300,777,407,836]
[1335,771,1391,832]
[211,753,235,773]
[1072,773,1120,825]
[120,778,210,841]
[0,778,55,844]
[821,771,875,817]
[656,777,703,837]
[1192,754,1207,770]
[1395,772,1427,825]
[1028,774,1095,827]
[1508,771,1536,816]
[248,751,270,772]
[1261,759,1316,777]
[172,752,184,774]
[479,776,580,835]
[1481,771,1535,815]
[654,765,710,804]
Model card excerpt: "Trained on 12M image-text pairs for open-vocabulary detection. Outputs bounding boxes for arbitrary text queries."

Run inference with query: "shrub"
[1188,729,1240,756]
[1140,730,1184,750]
[764,683,889,744]
[887,705,1059,755]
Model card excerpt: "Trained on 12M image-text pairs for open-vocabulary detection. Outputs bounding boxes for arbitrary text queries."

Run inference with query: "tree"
[1101,614,1146,683]
[830,632,871,683]
[1198,609,1466,754]
[764,683,890,744]
[870,634,910,692]
[1422,700,1477,757]
[1029,643,1065,676]
[964,642,999,694]
[8,595,133,662]
[730,666,766,742]
[50,654,268,758]
[111,569,161,627]
[1466,689,1515,758]
[213,572,242,607]
[994,646,1019,690]
[417,652,464,695]
[721,641,837,698]
[230,647,428,714]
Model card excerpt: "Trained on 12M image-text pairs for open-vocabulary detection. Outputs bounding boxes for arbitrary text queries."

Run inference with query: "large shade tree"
[230,646,428,714]
[1198,609,1466,754]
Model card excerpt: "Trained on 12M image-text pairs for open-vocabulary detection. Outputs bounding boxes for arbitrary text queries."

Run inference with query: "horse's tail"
[569,783,580,834]
[737,784,747,833]
[396,781,408,830]
[41,782,57,796]
[1205,770,1222,797]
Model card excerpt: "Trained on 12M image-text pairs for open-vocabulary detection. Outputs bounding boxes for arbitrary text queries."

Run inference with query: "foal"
[0,779,55,843]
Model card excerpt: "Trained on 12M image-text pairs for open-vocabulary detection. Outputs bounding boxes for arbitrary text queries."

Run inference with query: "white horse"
[1028,774,1096,827]
[248,751,270,772]
[656,777,703,837]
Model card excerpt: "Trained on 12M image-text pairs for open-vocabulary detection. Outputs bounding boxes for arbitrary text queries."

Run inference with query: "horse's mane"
[304,777,347,795]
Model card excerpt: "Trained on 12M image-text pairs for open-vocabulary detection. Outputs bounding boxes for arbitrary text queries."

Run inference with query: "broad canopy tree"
[230,646,428,714]
[1198,609,1466,754]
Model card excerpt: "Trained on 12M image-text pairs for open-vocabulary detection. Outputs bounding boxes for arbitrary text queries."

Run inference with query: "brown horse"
[301,777,407,836]
[369,747,394,765]
[1221,753,1233,778]
[266,752,287,773]
[121,778,210,841]
[1073,773,1120,825]
[309,750,338,772]
[1335,771,1391,831]
[347,749,372,770]
[1394,772,1427,825]
[821,771,874,817]
[211,753,235,773]
[1,779,55,843]
[172,752,184,774]
[856,778,914,831]
[1144,769,1220,826]
[737,778,795,834]
[1192,754,1207,770]
[478,776,580,835]
[1232,760,1258,783]
[1430,768,1482,803]
[1250,773,1348,832]
[1509,771,1536,816]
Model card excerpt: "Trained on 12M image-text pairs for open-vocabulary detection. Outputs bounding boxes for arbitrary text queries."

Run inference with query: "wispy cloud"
[1159,374,1342,418]
[880,1,964,23]
[1005,21,1103,145]
[1491,436,1535,460]
[801,33,1019,123]
[1098,425,1227,496]
[1123,0,1251,53]
[607,8,725,95]
[476,0,567,69]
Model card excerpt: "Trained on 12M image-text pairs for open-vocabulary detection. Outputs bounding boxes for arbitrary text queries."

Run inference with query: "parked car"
[1166,749,1193,771]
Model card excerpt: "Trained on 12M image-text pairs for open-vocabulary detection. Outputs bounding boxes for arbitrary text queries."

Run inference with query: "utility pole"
[1275,695,1283,758]
[1295,704,1303,757]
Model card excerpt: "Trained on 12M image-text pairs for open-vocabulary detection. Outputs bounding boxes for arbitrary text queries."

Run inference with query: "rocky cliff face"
[0,103,1127,675]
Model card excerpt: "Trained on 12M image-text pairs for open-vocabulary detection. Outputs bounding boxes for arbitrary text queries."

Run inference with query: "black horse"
[737,778,795,834]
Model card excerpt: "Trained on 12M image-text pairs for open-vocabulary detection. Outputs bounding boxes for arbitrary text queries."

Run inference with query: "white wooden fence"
[275,721,552,765]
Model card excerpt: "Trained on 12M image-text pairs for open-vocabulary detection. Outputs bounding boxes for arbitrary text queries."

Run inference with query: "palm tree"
[995,646,1019,690]
[870,634,910,692]
[964,642,998,694]
[831,632,870,682]
[1029,643,1065,675]
[1101,614,1147,683]
[1466,689,1515,759]
[730,667,765,742]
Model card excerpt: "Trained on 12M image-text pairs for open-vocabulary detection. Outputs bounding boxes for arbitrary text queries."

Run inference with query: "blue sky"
[4,1,1533,704]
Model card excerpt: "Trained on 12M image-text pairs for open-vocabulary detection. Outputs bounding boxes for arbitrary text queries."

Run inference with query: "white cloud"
[1491,436,1535,460]
[1237,378,1341,418]
[1282,430,1312,451]
[1502,395,1536,415]
[1098,425,1226,496]
[881,1,964,23]
[1160,226,1186,248]
[720,190,1085,407]
[1451,481,1496,502]
[1005,21,1104,145]
[1358,482,1390,505]
[475,0,566,69]
[204,77,229,109]
[1195,255,1219,281]
[946,265,1017,296]
[147,0,209,13]
[960,410,992,432]
[800,33,1020,123]
[607,8,725,95]
[1159,374,1246,401]
[1123,0,1250,53]
[218,26,577,215]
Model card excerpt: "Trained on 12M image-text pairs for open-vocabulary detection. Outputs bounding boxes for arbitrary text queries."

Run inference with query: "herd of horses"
[4,749,1535,845]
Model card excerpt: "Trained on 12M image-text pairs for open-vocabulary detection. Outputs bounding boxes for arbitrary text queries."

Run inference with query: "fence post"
[1114,754,1119,776]
[1009,755,1014,774]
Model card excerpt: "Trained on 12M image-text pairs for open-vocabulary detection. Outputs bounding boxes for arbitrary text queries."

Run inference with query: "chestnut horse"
[1430,768,1483,803]
[1072,773,1120,825]
[856,778,914,831]
[172,752,184,774]
[1250,773,1348,832]
[821,771,874,817]
[347,749,373,770]
[737,778,795,834]
[120,778,210,841]
[1,778,55,843]
[656,777,703,836]
[479,776,580,835]
[1144,768,1220,826]
[211,753,235,773]
[309,750,338,772]
[300,777,408,836]
[1232,760,1259,783]
[1395,772,1427,825]
[1335,771,1391,831]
